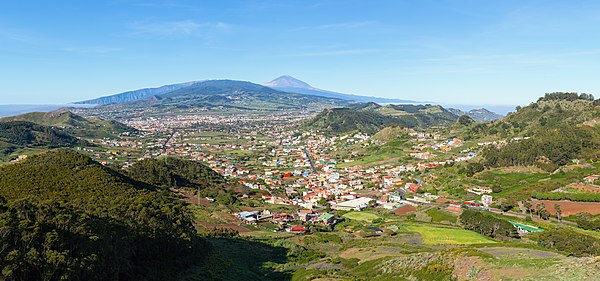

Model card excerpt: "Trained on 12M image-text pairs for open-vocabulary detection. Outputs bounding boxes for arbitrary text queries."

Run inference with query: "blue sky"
[1,0,600,106]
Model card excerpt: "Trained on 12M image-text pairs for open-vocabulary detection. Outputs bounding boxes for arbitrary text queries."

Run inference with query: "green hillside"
[306,103,458,134]
[0,121,86,161]
[0,110,137,138]
[128,157,225,192]
[450,93,600,171]
[305,108,400,135]
[464,92,600,138]
[0,149,207,280]
[371,125,413,143]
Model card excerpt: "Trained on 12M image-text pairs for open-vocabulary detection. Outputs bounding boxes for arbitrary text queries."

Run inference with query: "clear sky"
[1,0,600,106]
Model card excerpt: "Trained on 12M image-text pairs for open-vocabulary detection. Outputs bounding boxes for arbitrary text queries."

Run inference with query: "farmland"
[532,199,600,216]
[405,224,496,245]
[341,211,382,222]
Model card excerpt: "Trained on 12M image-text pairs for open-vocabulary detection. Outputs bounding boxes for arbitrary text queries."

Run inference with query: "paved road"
[303,149,318,174]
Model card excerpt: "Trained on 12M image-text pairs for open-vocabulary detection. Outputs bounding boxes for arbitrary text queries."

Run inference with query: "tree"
[317,197,328,206]
[535,203,546,218]
[497,198,514,212]
[522,200,533,217]
[554,204,562,221]
[460,209,519,240]
[458,115,475,126]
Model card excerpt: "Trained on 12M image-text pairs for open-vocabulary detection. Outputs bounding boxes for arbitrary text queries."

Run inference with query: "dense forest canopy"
[128,157,224,189]
[0,149,208,281]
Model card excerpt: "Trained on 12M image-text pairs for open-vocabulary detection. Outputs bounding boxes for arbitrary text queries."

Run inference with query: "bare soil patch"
[532,199,600,216]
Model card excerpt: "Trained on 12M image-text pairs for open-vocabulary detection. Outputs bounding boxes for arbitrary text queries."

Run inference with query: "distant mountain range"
[264,75,417,104]
[73,75,506,118]
[77,80,348,112]
[77,81,199,105]
[447,108,503,122]
[76,76,417,106]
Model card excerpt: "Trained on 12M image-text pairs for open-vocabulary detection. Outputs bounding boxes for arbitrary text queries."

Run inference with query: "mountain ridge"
[447,108,503,121]
[306,102,459,135]
[0,110,137,138]
[264,75,418,104]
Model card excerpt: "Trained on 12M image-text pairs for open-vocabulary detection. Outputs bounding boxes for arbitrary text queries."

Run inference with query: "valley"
[2,88,599,280]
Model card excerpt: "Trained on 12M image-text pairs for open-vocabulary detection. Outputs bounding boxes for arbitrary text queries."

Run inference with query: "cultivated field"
[532,199,600,216]
[405,224,496,245]
[342,211,381,222]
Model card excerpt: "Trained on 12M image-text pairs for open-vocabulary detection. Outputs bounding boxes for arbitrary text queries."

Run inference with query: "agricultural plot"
[342,211,381,222]
[405,224,496,245]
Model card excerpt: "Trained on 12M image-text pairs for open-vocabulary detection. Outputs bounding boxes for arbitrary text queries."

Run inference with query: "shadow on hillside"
[183,238,292,281]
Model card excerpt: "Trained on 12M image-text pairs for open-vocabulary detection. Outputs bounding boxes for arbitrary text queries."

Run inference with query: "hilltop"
[461,92,600,139]
[307,102,458,134]
[0,121,86,161]
[447,108,503,121]
[128,157,225,192]
[371,125,414,143]
[0,110,136,138]
[306,108,401,135]
[467,93,600,172]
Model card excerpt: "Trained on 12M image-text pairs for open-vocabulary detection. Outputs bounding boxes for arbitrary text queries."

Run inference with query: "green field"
[342,211,381,222]
[405,224,496,245]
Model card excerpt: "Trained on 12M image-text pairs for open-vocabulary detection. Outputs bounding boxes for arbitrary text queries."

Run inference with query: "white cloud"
[127,20,230,37]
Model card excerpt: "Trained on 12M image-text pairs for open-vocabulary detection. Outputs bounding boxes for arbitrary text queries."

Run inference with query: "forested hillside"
[0,149,208,281]
[128,157,224,191]
[0,110,136,138]
[306,103,459,135]
[0,121,86,160]
[475,93,600,171]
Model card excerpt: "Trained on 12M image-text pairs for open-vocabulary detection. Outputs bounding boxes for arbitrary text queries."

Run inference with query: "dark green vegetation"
[0,149,206,281]
[465,92,600,139]
[0,121,85,160]
[306,108,401,135]
[460,210,519,240]
[483,125,600,172]
[533,228,600,257]
[575,212,600,230]
[307,103,458,134]
[128,157,225,196]
[445,92,600,172]
[0,110,136,138]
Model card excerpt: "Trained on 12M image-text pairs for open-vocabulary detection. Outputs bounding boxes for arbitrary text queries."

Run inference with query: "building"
[289,225,307,233]
[331,197,374,211]
[481,195,493,209]
[584,175,600,183]
[318,213,335,224]
[510,222,543,235]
